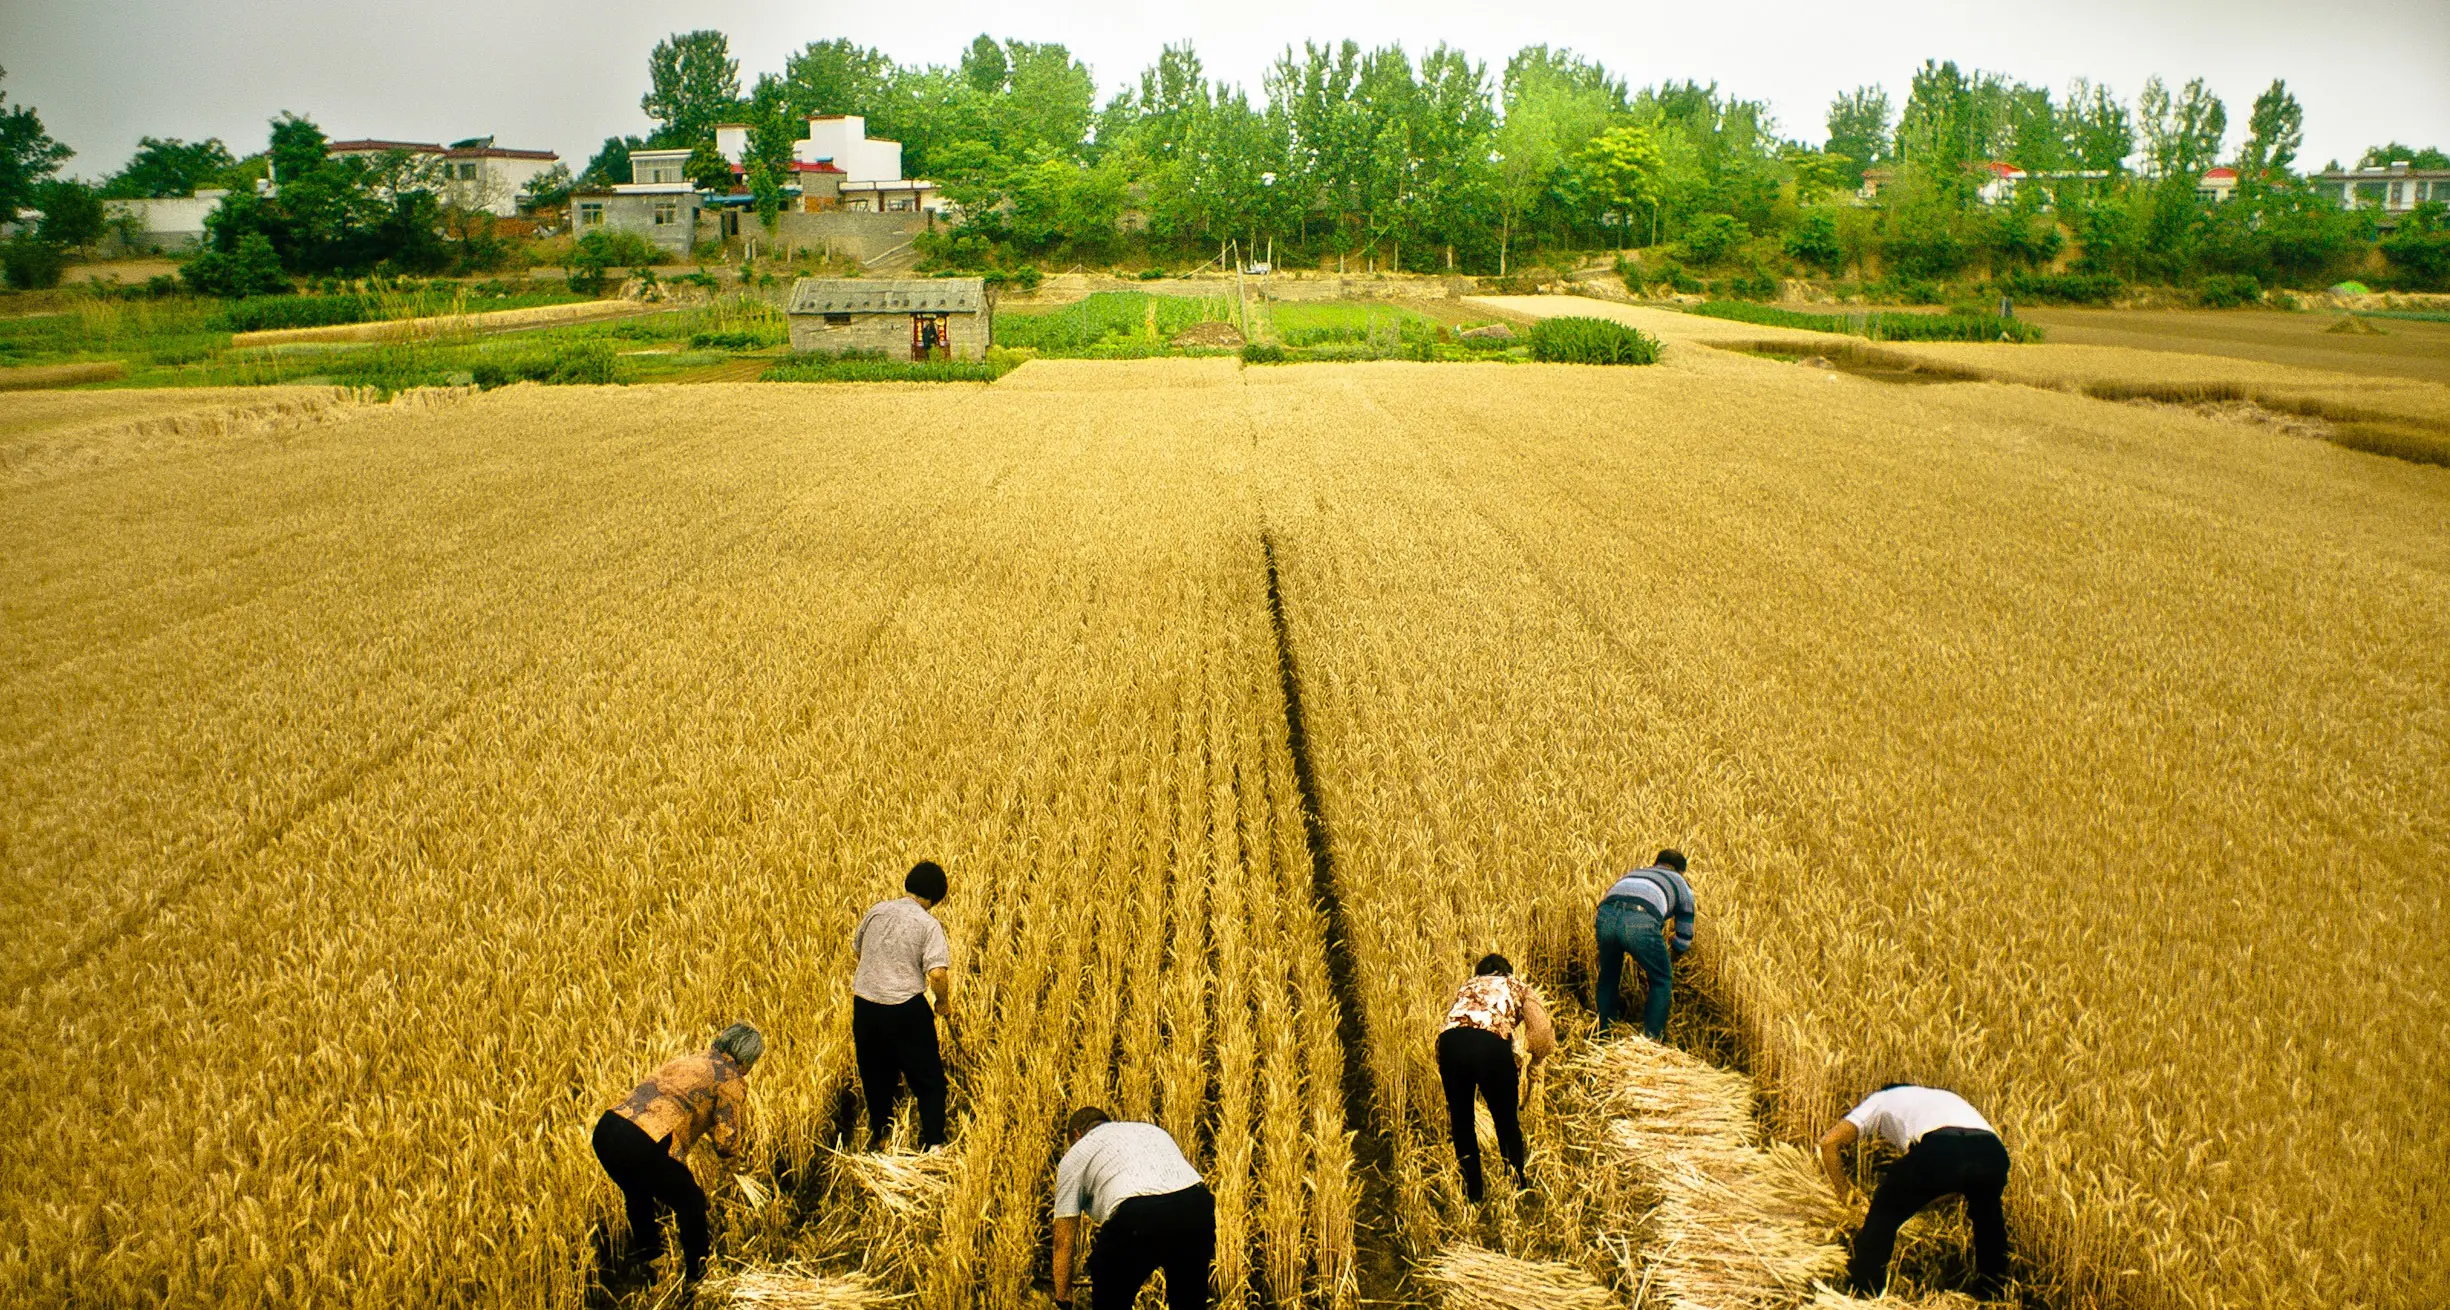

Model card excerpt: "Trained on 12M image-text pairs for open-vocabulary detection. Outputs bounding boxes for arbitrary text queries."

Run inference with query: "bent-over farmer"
[1819,1082,2012,1299]
[1436,953,1556,1201]
[852,860,954,1149]
[591,1022,763,1285]
[1050,1107,1215,1310]
[1594,848,1696,1040]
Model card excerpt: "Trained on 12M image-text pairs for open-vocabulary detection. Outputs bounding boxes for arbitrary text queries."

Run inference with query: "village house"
[714,115,948,215]
[2310,160,2449,220]
[325,137,560,216]
[785,277,990,360]
[568,148,702,255]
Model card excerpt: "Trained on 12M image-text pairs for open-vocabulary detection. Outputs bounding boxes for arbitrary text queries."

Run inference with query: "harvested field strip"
[0,359,125,390]
[1570,1038,1851,1308]
[229,298,640,347]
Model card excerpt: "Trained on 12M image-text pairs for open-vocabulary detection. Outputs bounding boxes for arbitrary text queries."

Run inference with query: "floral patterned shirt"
[610,1050,749,1162]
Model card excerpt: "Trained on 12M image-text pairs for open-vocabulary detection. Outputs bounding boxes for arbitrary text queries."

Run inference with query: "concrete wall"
[716,209,929,263]
[788,309,989,360]
[576,193,701,256]
[101,194,224,253]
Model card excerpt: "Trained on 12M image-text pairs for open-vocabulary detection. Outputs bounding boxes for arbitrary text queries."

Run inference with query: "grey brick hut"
[786,278,991,361]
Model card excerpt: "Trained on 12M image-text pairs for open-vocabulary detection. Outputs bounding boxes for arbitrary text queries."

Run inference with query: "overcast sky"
[6,1,2446,177]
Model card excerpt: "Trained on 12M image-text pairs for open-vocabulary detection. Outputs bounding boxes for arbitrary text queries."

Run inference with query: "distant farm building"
[325,137,560,217]
[568,149,703,256]
[2310,160,2449,222]
[786,278,989,360]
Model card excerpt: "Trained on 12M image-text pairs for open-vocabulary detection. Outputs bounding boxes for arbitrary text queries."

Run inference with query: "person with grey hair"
[591,1022,763,1286]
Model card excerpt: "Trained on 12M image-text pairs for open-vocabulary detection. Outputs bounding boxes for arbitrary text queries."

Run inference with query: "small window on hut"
[824,312,852,326]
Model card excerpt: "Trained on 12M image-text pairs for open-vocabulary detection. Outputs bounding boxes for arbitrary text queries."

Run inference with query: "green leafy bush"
[1137,267,1167,280]
[1675,214,1747,266]
[2197,273,2263,308]
[181,233,290,298]
[1,238,67,290]
[1527,316,1661,365]
[1783,213,1843,272]
[1240,342,1287,364]
[1714,267,1780,301]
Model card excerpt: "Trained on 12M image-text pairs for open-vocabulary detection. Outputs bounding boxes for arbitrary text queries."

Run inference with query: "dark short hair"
[1474,953,1513,977]
[1066,1106,1113,1138]
[1655,849,1688,873]
[905,860,948,901]
[1877,1081,1915,1092]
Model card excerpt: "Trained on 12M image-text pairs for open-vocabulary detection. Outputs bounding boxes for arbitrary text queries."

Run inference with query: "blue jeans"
[1595,897,1673,1038]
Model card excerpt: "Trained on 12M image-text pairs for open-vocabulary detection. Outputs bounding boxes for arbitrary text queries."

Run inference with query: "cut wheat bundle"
[1421,1243,1613,1310]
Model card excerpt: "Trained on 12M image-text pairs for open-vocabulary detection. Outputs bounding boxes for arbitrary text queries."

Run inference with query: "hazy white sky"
[5,1,2445,176]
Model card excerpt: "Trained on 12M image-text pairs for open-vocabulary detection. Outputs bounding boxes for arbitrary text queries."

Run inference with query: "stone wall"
[788,309,990,360]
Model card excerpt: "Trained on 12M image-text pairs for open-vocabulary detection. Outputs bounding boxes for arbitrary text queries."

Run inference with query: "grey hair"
[713,1022,764,1070]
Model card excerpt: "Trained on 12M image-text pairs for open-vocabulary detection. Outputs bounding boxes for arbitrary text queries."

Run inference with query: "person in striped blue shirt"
[1594,849,1696,1040]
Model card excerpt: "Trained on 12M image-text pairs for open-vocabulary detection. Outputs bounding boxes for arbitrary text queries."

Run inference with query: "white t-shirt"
[1843,1086,1995,1151]
[1051,1122,1204,1224]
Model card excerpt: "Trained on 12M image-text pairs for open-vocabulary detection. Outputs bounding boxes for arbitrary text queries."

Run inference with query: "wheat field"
[2,339,2444,1310]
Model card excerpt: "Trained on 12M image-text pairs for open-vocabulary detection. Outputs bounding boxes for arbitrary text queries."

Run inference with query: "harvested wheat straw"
[826,1146,960,1219]
[1421,1243,1613,1310]
[1572,1039,1854,1310]
[720,1265,898,1308]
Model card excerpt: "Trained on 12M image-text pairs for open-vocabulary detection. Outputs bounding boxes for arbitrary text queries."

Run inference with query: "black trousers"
[852,994,947,1147]
[592,1110,711,1280]
[1849,1128,2012,1297]
[1089,1183,1215,1310]
[1436,1026,1524,1201]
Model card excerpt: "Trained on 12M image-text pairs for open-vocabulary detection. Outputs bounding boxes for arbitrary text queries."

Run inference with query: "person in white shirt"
[1049,1108,1213,1310]
[850,861,954,1149]
[1818,1083,2012,1298]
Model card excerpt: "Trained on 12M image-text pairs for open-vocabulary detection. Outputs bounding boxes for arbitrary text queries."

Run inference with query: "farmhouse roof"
[328,139,445,155]
[446,145,558,161]
[788,278,985,315]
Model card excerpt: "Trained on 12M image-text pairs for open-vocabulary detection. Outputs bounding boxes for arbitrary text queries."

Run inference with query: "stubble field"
[2,327,2444,1310]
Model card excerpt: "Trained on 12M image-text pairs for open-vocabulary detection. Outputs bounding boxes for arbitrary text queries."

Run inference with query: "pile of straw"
[718,1264,898,1308]
[1421,1243,1614,1310]
[825,1145,960,1221]
[1569,1038,1853,1310]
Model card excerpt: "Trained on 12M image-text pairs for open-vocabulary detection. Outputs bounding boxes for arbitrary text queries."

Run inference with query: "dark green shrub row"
[1690,300,2044,342]
[218,295,374,332]
[761,351,1012,383]
[469,341,619,388]
[1527,316,1661,365]
[2196,274,2264,308]
[1996,269,2125,305]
